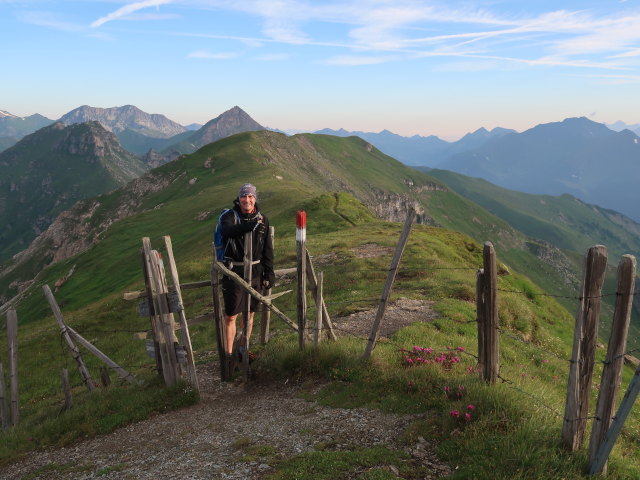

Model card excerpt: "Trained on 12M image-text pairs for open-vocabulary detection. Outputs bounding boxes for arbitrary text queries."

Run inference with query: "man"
[219,183,275,364]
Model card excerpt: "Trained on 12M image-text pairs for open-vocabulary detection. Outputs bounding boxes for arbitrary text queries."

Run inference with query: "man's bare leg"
[224,314,238,355]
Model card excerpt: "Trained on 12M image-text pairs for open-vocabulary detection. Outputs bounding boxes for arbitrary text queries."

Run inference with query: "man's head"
[238,183,257,214]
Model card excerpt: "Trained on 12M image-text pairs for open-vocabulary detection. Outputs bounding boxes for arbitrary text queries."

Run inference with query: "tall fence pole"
[241,231,253,381]
[562,245,608,451]
[314,271,323,346]
[481,242,499,384]
[142,238,182,387]
[163,236,199,392]
[363,208,415,360]
[43,285,97,392]
[588,254,636,473]
[6,309,19,426]
[211,248,229,381]
[296,211,307,350]
[0,362,8,428]
[476,268,485,376]
[140,247,162,378]
[260,226,275,345]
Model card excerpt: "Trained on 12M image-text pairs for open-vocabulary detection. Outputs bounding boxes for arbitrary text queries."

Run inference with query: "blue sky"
[2,0,640,140]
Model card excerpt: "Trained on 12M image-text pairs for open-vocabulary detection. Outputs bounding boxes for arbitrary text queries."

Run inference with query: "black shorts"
[221,274,260,316]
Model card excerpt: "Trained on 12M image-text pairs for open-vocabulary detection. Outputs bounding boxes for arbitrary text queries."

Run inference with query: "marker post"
[296,211,307,350]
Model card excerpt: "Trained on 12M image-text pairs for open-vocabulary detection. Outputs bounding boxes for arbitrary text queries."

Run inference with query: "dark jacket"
[220,199,274,285]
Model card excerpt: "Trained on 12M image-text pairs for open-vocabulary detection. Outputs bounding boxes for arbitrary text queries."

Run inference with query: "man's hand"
[262,279,272,290]
[253,222,266,236]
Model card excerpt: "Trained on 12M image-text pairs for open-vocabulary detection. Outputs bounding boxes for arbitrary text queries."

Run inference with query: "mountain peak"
[190,107,265,148]
[59,105,187,138]
[0,110,19,119]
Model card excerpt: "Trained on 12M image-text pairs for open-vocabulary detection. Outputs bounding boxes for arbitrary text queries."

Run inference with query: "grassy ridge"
[1,132,639,478]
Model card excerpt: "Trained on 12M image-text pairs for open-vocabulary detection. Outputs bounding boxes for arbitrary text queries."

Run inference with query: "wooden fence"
[4,206,638,476]
[473,241,639,475]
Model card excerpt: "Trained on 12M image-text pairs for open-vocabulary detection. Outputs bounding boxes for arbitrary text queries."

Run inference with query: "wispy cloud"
[18,10,86,32]
[204,1,640,71]
[91,0,173,28]
[254,53,290,61]
[325,55,389,66]
[187,50,238,60]
[80,1,640,72]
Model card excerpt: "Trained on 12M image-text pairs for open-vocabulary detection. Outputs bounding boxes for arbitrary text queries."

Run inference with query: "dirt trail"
[7,299,451,480]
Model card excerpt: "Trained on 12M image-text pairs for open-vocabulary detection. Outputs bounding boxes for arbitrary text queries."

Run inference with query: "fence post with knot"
[480,242,499,384]
[562,245,608,452]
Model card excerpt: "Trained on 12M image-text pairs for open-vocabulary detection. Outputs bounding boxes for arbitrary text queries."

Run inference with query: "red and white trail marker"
[296,210,306,242]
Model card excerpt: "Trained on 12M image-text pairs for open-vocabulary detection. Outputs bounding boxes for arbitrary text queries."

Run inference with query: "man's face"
[239,194,256,214]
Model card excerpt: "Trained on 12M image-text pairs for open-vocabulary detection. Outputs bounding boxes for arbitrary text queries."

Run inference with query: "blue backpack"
[214,208,239,261]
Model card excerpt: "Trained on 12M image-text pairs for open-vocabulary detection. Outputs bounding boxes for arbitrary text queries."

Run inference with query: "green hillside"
[425,168,640,344]
[0,131,549,319]
[1,131,639,478]
[427,169,640,259]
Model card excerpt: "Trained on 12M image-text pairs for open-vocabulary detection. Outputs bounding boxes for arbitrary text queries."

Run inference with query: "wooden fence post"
[6,309,18,426]
[140,247,162,379]
[306,249,336,341]
[481,242,499,384]
[211,248,229,381]
[589,363,640,475]
[476,268,485,376]
[260,226,275,345]
[61,369,73,411]
[588,254,636,473]
[0,362,8,428]
[43,285,97,392]
[314,272,323,346]
[562,245,608,451]
[142,238,181,387]
[296,211,307,350]
[363,208,415,360]
[100,366,111,388]
[163,236,199,392]
[241,231,253,380]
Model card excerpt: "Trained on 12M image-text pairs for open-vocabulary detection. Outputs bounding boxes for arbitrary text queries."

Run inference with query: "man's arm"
[221,210,256,239]
[260,217,275,287]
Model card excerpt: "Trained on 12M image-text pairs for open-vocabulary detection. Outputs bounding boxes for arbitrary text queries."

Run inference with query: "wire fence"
[35,250,640,429]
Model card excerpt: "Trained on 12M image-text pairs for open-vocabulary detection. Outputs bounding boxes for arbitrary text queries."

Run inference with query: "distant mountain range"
[314,126,516,166]
[0,111,54,151]
[438,117,640,222]
[2,104,640,222]
[0,105,264,158]
[607,120,640,137]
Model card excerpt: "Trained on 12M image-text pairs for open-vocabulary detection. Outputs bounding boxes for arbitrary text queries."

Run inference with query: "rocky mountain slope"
[0,121,148,262]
